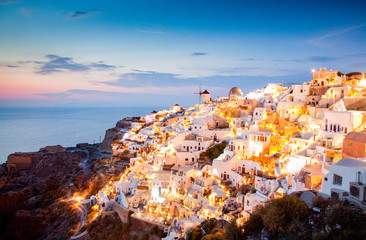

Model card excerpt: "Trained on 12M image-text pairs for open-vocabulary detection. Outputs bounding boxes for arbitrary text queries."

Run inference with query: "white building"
[151,170,171,201]
[263,83,285,96]
[202,90,211,104]
[276,101,306,120]
[228,139,247,156]
[170,165,194,192]
[253,107,271,122]
[243,192,269,213]
[177,134,213,153]
[321,158,366,202]
[241,130,272,156]
[323,111,353,134]
[172,104,181,112]
[289,84,310,102]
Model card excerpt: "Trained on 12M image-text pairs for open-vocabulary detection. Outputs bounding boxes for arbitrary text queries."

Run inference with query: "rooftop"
[345,131,366,143]
[335,158,366,169]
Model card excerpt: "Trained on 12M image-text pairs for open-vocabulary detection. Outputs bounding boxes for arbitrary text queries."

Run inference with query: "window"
[333,174,342,186]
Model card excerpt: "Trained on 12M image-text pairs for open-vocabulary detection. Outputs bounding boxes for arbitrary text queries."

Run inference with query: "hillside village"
[68,68,366,239]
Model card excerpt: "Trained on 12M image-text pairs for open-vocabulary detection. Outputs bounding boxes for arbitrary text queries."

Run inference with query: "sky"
[0,0,366,108]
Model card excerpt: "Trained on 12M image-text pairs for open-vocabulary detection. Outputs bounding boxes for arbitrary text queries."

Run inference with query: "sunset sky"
[1,0,366,107]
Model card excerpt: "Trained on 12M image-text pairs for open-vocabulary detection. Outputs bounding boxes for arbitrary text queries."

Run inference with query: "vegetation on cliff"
[199,141,228,161]
[86,213,131,240]
[185,195,366,240]
[186,219,225,240]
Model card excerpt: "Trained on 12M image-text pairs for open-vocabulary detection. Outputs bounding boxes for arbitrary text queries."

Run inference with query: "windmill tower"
[201,90,210,104]
[195,85,211,104]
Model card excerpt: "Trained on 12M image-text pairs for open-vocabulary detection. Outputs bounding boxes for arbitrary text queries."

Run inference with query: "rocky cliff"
[100,127,127,153]
[115,119,132,129]
[0,146,96,240]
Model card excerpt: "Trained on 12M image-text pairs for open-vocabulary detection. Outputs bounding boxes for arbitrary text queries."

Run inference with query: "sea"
[0,106,160,164]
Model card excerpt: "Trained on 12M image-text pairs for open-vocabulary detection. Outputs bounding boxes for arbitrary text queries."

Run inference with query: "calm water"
[0,107,158,163]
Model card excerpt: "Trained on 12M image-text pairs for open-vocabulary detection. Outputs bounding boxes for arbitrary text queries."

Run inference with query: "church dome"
[229,87,243,98]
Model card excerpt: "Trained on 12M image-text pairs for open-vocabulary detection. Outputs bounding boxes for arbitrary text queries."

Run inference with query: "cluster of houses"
[96,68,366,238]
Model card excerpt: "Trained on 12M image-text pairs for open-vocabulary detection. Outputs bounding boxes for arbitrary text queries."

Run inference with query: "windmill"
[194,84,203,104]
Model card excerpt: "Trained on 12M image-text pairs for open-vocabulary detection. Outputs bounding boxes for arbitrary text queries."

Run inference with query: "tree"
[323,203,366,239]
[243,195,310,239]
[243,211,264,238]
[224,220,245,240]
[261,195,309,238]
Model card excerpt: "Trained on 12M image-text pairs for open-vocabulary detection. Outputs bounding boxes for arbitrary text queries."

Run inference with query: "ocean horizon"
[0,106,163,164]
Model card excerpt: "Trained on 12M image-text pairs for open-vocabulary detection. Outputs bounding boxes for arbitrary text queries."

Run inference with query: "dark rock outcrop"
[39,145,66,152]
[0,149,90,240]
[100,128,126,153]
[7,151,85,176]
[115,119,132,128]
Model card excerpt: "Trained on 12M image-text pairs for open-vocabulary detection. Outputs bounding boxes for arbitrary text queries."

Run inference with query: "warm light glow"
[360,78,366,87]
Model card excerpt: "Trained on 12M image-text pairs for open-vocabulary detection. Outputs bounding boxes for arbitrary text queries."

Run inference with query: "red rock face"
[39,145,66,153]
[0,149,90,240]
[7,154,33,172]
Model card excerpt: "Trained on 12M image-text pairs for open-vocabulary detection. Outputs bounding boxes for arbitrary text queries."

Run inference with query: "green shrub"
[200,141,228,160]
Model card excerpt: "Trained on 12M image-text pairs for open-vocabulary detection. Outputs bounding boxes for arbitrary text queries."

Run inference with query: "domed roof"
[300,191,316,207]
[229,87,243,98]
[335,158,366,168]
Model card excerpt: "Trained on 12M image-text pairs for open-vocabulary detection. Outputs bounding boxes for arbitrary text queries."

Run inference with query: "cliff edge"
[0,146,94,240]
[100,127,127,153]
